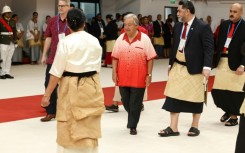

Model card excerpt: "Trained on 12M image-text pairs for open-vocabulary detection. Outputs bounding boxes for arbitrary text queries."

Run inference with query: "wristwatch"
[147,74,152,77]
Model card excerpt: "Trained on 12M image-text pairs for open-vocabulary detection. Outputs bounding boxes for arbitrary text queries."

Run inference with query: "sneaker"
[105,104,119,112]
[141,104,144,111]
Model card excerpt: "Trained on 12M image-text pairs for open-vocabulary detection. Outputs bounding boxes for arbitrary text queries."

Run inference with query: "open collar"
[123,30,141,44]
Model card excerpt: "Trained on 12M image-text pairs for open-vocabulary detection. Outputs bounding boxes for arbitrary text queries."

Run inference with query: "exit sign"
[170,0,175,4]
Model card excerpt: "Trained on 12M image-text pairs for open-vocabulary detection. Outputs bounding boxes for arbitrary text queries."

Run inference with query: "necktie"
[223,23,235,53]
[181,23,188,39]
[179,23,188,53]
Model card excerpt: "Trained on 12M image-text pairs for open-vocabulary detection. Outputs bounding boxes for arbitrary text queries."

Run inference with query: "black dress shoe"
[0,75,6,79]
[5,74,14,79]
[130,128,137,135]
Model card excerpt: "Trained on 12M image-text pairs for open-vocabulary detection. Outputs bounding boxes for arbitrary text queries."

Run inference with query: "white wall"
[0,0,12,11]
[1,0,55,31]
[37,0,56,24]
[11,0,36,30]
[101,0,115,18]
[101,0,141,18]
[140,0,177,21]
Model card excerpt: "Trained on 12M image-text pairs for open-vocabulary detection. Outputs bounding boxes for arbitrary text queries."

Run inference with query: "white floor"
[0,59,238,153]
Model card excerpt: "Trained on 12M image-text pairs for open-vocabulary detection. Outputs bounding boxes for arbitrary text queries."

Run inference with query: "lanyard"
[57,14,67,34]
[226,19,242,37]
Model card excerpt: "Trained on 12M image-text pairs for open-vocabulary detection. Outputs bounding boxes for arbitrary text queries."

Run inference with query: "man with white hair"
[0,5,17,79]
[112,13,156,135]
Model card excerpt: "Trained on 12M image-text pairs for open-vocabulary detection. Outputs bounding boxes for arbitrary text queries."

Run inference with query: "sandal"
[187,127,200,137]
[220,112,231,122]
[158,127,180,137]
[225,118,238,126]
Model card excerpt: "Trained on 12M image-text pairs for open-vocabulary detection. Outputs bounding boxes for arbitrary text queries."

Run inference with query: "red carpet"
[0,77,214,123]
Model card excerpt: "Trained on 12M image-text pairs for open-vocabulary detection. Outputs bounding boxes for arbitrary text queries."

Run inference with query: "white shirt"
[179,16,211,70]
[16,22,24,33]
[50,31,102,78]
[116,20,123,29]
[181,16,195,39]
[26,20,41,40]
[42,23,47,33]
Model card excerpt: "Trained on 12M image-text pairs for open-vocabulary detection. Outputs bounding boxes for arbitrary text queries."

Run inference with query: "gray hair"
[59,0,70,5]
[124,14,139,25]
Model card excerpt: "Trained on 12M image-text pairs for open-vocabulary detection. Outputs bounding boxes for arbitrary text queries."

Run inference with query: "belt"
[221,54,228,58]
[174,58,186,66]
[0,32,13,35]
[62,71,96,77]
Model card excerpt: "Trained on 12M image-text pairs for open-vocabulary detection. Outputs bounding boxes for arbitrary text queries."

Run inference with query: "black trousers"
[119,87,145,128]
[44,64,58,115]
[154,45,164,57]
[235,115,245,153]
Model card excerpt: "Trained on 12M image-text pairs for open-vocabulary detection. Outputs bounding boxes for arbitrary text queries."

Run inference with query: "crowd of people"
[1,0,244,153]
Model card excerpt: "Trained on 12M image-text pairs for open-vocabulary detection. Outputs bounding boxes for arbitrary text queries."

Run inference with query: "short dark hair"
[12,14,18,18]
[46,15,51,19]
[179,0,195,14]
[70,3,75,8]
[67,8,85,31]
[33,12,38,16]
[106,14,113,20]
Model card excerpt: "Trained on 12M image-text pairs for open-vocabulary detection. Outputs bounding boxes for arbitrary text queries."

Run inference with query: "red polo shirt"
[112,31,156,88]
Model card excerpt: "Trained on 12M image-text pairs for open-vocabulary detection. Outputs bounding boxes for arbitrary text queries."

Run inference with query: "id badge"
[58,33,65,40]
[178,39,186,51]
[224,38,232,48]
[100,27,104,33]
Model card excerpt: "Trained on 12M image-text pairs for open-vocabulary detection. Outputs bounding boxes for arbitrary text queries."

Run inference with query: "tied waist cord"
[174,58,186,66]
[62,71,97,78]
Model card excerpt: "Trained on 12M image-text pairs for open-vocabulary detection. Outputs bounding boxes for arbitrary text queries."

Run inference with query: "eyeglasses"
[58,5,68,8]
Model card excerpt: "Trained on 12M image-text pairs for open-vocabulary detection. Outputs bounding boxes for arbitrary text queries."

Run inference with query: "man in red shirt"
[40,0,71,122]
[112,14,156,135]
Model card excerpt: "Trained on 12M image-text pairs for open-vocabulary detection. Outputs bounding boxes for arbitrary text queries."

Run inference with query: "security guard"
[0,5,17,79]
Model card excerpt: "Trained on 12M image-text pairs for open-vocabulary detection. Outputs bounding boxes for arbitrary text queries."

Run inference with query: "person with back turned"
[41,8,104,153]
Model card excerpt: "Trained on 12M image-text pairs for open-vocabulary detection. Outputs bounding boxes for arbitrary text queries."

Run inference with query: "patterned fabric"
[106,40,115,52]
[56,74,104,148]
[213,57,245,91]
[57,145,98,153]
[164,51,205,102]
[153,37,164,45]
[240,99,245,115]
[27,39,41,47]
